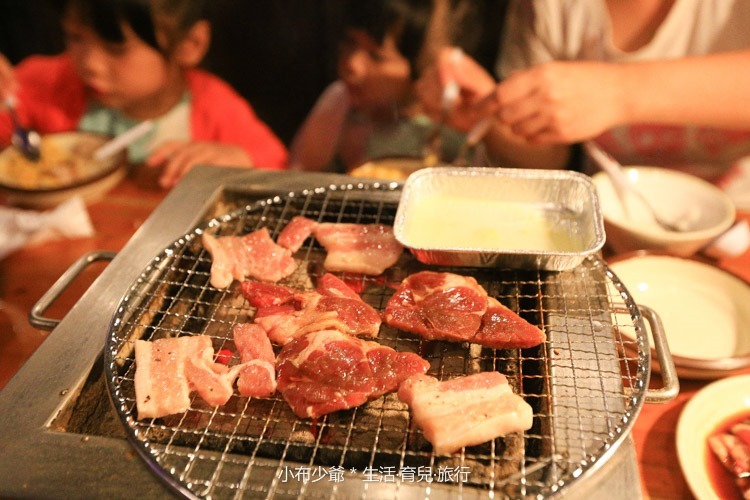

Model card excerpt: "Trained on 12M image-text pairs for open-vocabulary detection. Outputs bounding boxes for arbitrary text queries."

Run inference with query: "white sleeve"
[496,0,607,79]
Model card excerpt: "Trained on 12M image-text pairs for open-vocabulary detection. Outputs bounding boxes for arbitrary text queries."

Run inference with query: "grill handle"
[29,250,117,331]
[640,304,680,403]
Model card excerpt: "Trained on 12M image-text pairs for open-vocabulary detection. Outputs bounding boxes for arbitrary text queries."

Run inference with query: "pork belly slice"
[184,346,243,406]
[384,271,545,349]
[280,217,404,275]
[202,227,296,289]
[135,336,241,419]
[233,323,277,398]
[276,330,430,419]
[255,300,348,345]
[398,372,533,455]
[135,336,208,419]
[241,273,382,345]
[277,215,317,252]
[312,222,403,275]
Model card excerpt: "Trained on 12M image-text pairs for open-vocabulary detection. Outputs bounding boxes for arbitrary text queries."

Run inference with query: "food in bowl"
[706,411,750,499]
[0,132,115,189]
[348,156,428,181]
[0,132,125,207]
[592,166,736,256]
[677,374,750,500]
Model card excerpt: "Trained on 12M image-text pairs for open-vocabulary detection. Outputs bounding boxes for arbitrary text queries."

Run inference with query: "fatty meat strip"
[384,271,545,349]
[313,222,404,275]
[398,372,533,454]
[277,215,317,252]
[233,323,277,398]
[276,329,430,419]
[183,345,243,407]
[277,216,404,275]
[202,227,296,289]
[241,273,382,345]
[134,328,279,420]
[135,336,243,419]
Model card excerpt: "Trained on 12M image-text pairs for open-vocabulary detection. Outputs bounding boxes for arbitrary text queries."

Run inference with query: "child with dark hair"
[0,0,287,188]
[290,0,466,172]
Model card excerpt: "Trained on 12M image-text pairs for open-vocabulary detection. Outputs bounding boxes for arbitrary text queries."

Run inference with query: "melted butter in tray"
[404,194,583,252]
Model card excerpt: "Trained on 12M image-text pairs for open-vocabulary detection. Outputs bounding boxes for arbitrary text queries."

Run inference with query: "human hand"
[495,61,627,144]
[146,141,253,189]
[0,53,18,106]
[416,47,497,132]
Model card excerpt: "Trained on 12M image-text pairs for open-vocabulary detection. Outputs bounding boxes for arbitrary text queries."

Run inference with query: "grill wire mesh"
[104,182,649,499]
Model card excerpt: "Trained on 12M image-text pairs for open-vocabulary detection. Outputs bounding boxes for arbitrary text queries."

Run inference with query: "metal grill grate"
[104,182,649,499]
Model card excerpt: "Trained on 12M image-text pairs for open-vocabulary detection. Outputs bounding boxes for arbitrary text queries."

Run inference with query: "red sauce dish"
[677,374,750,500]
[705,410,750,499]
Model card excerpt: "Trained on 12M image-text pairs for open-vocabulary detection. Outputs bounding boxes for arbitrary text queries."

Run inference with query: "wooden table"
[0,166,166,389]
[631,211,750,499]
[0,168,748,498]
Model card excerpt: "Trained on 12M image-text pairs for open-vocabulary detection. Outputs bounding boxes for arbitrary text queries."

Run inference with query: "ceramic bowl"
[677,374,750,500]
[609,253,750,379]
[592,167,735,256]
[0,131,126,208]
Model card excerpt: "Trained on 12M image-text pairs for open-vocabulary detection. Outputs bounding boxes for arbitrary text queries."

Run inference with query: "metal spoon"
[4,96,41,162]
[584,141,687,232]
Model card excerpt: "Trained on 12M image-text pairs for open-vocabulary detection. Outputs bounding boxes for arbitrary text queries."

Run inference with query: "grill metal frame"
[104,180,651,499]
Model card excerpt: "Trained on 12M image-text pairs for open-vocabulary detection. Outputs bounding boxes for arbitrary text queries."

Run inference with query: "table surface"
[1,168,748,499]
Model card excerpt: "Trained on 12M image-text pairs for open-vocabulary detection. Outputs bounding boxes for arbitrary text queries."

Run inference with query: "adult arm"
[496,50,750,145]
[417,47,569,169]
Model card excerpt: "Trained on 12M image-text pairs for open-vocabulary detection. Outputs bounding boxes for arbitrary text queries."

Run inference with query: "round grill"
[104,182,650,499]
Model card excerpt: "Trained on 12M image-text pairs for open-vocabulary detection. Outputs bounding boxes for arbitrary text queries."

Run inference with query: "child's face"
[338,29,412,115]
[62,13,183,119]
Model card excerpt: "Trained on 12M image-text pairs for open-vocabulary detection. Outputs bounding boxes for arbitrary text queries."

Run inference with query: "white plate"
[677,374,750,500]
[609,254,750,379]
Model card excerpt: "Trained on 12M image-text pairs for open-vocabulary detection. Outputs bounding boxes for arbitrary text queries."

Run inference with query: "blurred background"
[0,0,507,145]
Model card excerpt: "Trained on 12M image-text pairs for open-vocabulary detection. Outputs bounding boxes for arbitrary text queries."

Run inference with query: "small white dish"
[609,254,750,379]
[677,374,750,500]
[592,166,736,257]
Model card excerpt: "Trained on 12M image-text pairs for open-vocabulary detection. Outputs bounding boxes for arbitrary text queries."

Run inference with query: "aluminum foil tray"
[394,167,605,270]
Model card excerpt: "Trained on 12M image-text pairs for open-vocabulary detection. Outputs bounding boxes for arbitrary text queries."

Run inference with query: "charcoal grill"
[106,177,675,499]
[0,167,677,499]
